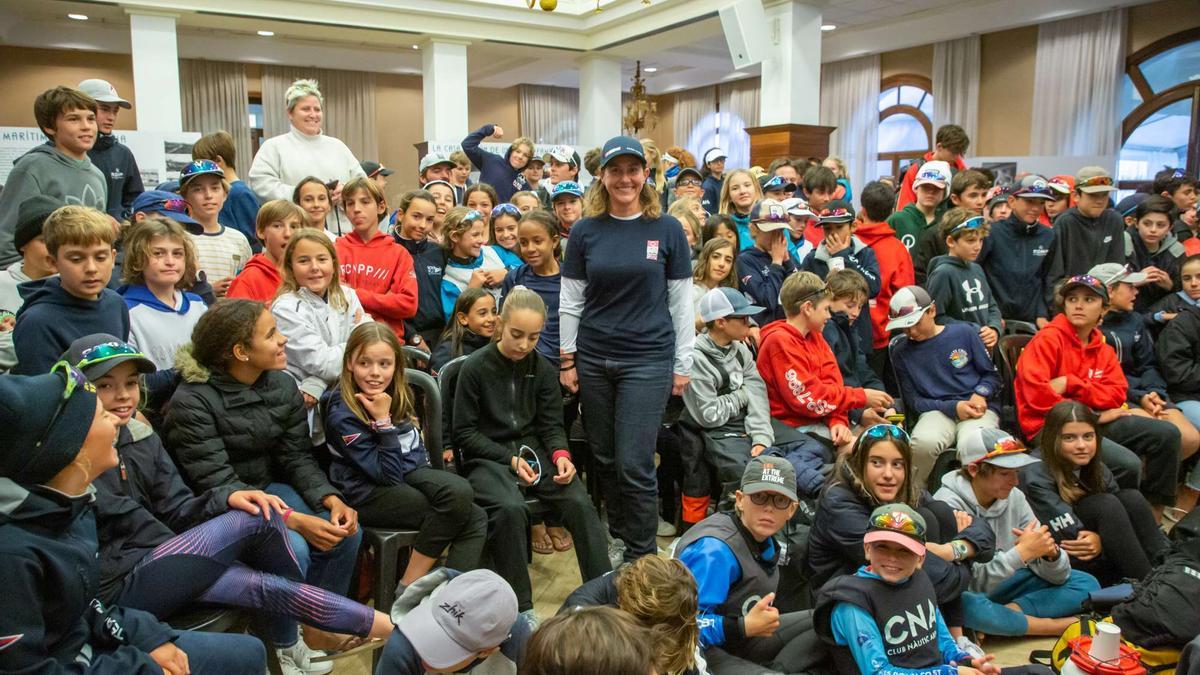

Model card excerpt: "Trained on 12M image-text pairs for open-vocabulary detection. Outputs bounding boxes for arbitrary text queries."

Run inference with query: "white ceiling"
[0,0,1147,94]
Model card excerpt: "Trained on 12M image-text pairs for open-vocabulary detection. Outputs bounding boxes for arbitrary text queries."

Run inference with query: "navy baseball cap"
[599,136,646,168]
[131,190,200,228]
[762,175,798,194]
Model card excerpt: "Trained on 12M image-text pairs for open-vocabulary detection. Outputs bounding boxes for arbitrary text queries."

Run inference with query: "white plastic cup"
[1090,622,1122,663]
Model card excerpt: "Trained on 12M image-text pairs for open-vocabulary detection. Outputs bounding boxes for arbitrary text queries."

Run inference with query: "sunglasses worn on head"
[861,423,910,445]
[491,203,522,219]
[749,492,795,510]
[1078,175,1114,188]
[973,437,1027,465]
[77,342,145,371]
[36,361,93,450]
[947,216,986,236]
[464,209,484,222]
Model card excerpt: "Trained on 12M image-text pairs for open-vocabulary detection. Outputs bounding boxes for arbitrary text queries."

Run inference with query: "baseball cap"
[912,160,951,190]
[762,175,798,194]
[782,197,816,221]
[14,195,60,253]
[543,146,580,168]
[1115,192,1149,217]
[699,287,764,323]
[985,185,1011,207]
[1088,262,1147,287]
[662,153,679,166]
[1075,166,1116,194]
[64,334,156,381]
[361,161,393,178]
[77,79,131,109]
[599,136,646,169]
[677,167,703,183]
[1047,175,1075,195]
[863,504,927,557]
[957,427,1039,469]
[420,180,454,194]
[740,455,798,502]
[819,199,855,225]
[1011,174,1054,201]
[886,285,933,331]
[399,569,517,670]
[1059,274,1108,301]
[749,199,790,231]
[419,153,456,174]
[703,148,728,166]
[179,159,224,187]
[130,189,201,228]
[551,181,584,201]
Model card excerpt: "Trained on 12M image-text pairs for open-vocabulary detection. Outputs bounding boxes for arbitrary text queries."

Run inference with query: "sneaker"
[276,642,332,675]
[657,516,677,537]
[607,538,627,570]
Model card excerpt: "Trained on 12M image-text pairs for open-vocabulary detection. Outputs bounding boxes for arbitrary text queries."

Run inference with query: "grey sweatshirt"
[0,261,33,372]
[934,471,1071,593]
[0,145,107,265]
[682,332,773,448]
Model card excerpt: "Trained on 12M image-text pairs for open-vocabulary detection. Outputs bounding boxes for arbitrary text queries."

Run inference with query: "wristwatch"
[950,540,970,562]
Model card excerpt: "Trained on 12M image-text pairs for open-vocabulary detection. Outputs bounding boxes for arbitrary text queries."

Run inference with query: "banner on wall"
[0,127,202,188]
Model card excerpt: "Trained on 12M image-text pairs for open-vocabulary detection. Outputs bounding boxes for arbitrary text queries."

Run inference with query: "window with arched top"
[1117,28,1200,197]
[877,74,933,182]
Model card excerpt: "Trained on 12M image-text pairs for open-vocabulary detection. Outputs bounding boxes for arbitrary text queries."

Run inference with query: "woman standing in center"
[560,135,695,564]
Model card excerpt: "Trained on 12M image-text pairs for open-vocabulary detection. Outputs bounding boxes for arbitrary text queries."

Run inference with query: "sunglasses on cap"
[1015,179,1053,198]
[181,159,221,177]
[859,423,910,447]
[36,361,94,450]
[870,509,924,537]
[916,168,946,182]
[490,203,522,219]
[820,208,852,220]
[1078,175,1114,188]
[947,215,986,236]
[1066,274,1102,287]
[756,207,789,224]
[153,198,189,215]
[77,341,146,371]
[1169,168,1186,179]
[1098,263,1136,286]
[971,436,1027,465]
[748,492,796,510]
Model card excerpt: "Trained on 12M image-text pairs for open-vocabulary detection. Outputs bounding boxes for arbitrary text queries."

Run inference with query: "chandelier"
[622,60,658,136]
[526,0,650,12]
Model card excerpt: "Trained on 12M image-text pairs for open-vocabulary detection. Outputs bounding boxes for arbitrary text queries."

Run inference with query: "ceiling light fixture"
[622,61,658,136]
[412,44,419,49]
[257,30,274,36]
[68,13,88,20]
[821,24,836,31]
[644,66,658,73]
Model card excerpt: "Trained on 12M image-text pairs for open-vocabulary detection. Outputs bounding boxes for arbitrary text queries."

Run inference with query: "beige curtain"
[932,36,980,144]
[519,84,578,145]
[672,85,718,167]
[179,59,252,174]
[820,55,881,206]
[261,66,379,160]
[718,78,760,169]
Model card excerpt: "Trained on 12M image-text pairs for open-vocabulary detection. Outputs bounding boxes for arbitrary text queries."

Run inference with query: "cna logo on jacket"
[109,168,124,181]
[426,265,443,276]
[883,598,938,652]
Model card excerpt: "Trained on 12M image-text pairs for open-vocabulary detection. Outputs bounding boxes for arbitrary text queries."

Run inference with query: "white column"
[422,38,471,142]
[759,1,823,126]
[128,12,182,133]
[578,55,623,151]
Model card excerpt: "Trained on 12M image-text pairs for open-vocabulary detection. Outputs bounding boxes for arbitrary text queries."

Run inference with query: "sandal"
[548,526,574,552]
[531,523,554,555]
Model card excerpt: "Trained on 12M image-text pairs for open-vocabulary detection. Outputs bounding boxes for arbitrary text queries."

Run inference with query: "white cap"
[704,148,728,166]
[886,286,933,331]
[913,160,952,190]
[77,79,130,109]
[1088,263,1148,287]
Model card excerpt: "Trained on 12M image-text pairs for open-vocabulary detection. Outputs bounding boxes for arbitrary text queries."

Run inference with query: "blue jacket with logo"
[736,246,796,326]
[461,125,526,203]
[977,215,1055,323]
[396,235,446,342]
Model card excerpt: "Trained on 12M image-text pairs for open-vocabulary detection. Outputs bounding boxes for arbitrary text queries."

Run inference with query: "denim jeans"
[173,629,267,675]
[576,353,673,560]
[962,568,1099,636]
[264,483,363,597]
[1175,400,1200,490]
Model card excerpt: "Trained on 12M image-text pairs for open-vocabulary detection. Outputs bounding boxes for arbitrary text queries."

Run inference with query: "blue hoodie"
[977,215,1054,323]
[12,277,130,375]
[461,125,527,203]
[120,285,206,370]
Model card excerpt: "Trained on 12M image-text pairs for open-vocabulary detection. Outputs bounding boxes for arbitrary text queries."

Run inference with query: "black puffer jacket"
[1156,305,1200,403]
[94,418,234,603]
[164,345,340,510]
[806,468,995,602]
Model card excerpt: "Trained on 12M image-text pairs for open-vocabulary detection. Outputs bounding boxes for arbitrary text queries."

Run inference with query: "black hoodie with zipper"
[88,133,144,220]
[1046,207,1126,292]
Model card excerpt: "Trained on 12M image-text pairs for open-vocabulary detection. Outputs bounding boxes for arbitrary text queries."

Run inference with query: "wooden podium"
[744,124,837,167]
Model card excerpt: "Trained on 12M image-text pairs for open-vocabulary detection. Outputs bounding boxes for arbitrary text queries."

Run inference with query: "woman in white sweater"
[249,79,365,234]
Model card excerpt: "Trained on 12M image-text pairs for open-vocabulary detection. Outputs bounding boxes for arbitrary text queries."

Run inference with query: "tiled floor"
[332,542,1052,674]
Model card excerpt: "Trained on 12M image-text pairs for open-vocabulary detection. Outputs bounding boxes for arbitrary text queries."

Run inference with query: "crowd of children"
[3,77,1200,675]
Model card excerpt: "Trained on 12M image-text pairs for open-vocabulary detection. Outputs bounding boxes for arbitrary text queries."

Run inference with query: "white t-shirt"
[190,226,253,283]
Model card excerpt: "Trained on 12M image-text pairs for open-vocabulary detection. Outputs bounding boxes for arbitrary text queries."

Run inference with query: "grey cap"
[419,153,457,174]
[957,427,1039,469]
[740,455,798,502]
[1088,262,1147,287]
[885,286,934,331]
[699,287,764,323]
[398,569,517,670]
[77,79,130,108]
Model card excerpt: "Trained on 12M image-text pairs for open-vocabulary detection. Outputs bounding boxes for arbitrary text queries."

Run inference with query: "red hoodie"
[335,230,418,338]
[896,152,969,210]
[756,319,866,429]
[226,253,281,303]
[854,219,916,349]
[1014,313,1127,439]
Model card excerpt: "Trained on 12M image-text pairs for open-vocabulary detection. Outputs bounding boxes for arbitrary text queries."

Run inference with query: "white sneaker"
[657,517,677,537]
[607,538,627,570]
[276,641,332,675]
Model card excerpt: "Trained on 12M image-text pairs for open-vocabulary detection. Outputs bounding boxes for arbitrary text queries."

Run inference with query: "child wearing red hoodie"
[1014,275,1181,509]
[335,177,418,339]
[757,271,892,454]
[853,181,914,370]
[227,199,302,302]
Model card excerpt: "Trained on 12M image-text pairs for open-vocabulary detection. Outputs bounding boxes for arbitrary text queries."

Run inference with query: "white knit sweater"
[247,125,365,232]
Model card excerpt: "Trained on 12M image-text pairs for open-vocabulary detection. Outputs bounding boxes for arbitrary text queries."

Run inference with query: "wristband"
[950,539,969,562]
[282,508,294,522]
[560,364,576,371]
[551,449,572,465]
[371,416,394,431]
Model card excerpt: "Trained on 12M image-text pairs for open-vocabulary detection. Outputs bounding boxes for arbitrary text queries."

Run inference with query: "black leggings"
[1072,489,1170,584]
[352,466,487,571]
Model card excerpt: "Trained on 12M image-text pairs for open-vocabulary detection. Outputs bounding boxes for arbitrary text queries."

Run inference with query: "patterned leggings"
[117,510,374,638]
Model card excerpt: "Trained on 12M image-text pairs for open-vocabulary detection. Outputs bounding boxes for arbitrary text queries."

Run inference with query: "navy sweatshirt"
[926,254,1002,333]
[460,125,526,203]
[801,237,880,352]
[977,215,1054,323]
[890,322,1000,419]
[736,246,795,326]
[13,277,130,375]
[500,264,561,363]
[396,235,447,344]
[1099,309,1168,404]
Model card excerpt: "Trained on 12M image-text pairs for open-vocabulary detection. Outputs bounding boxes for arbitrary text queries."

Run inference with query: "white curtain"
[718,78,761,170]
[1030,9,1126,156]
[179,60,252,176]
[672,85,718,167]
[261,66,378,160]
[820,55,881,207]
[519,85,578,145]
[932,36,980,144]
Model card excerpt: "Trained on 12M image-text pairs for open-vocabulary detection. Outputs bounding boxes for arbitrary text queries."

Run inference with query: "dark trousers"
[1102,414,1181,505]
[704,610,828,675]
[1073,489,1171,584]
[466,459,610,612]
[577,353,673,560]
[353,466,488,571]
[1180,634,1200,675]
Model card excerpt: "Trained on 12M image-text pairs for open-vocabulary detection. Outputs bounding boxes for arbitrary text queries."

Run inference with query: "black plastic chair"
[997,334,1033,441]
[1003,320,1039,337]
[402,345,431,372]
